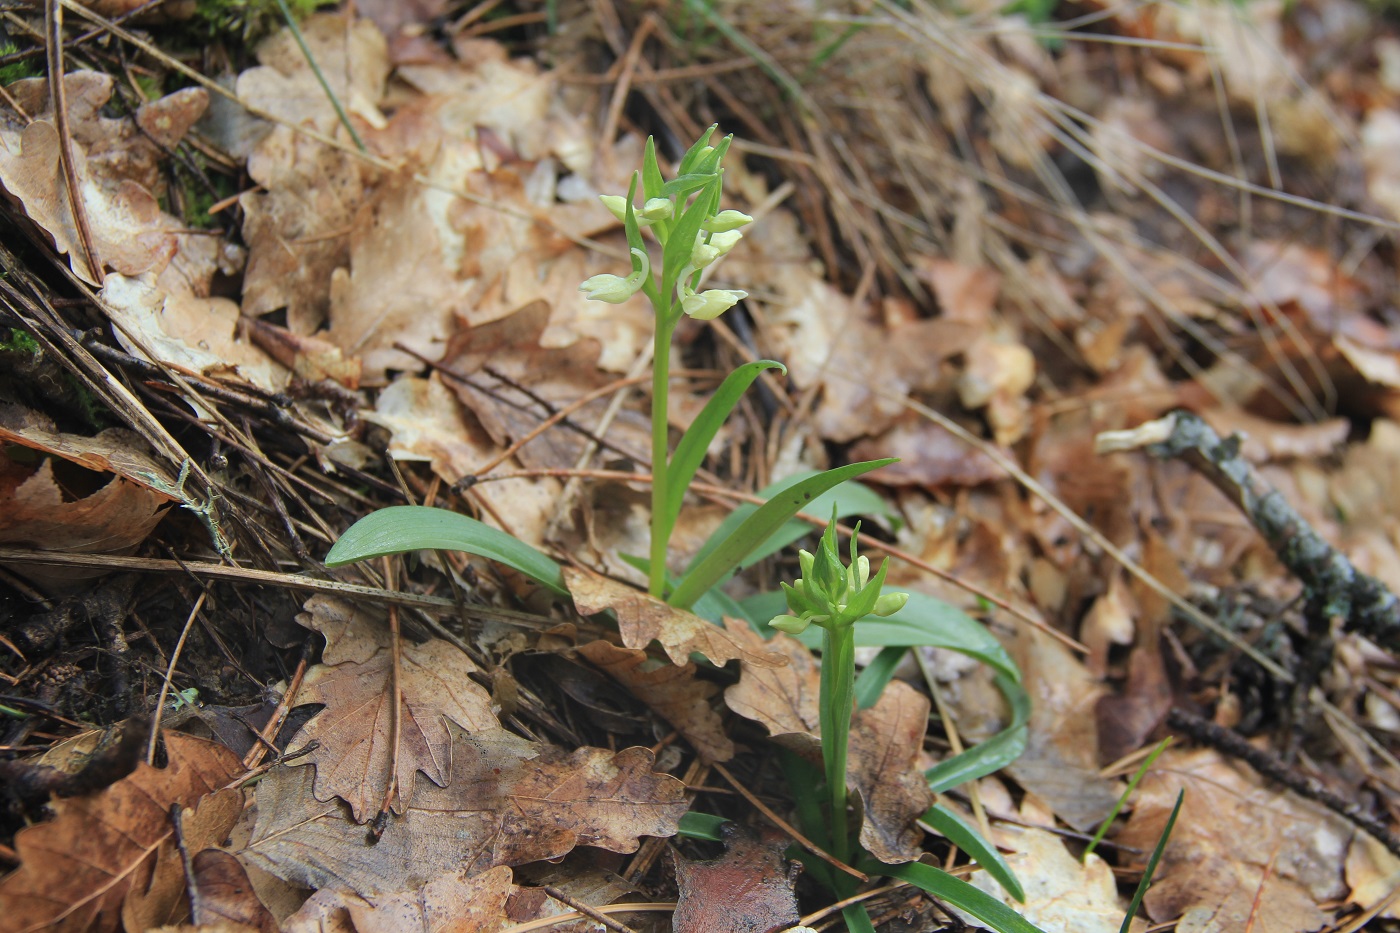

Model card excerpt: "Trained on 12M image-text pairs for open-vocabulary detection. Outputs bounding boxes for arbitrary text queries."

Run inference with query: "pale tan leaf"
[721,621,821,756]
[238,724,686,897]
[576,640,735,762]
[0,733,243,932]
[564,567,787,669]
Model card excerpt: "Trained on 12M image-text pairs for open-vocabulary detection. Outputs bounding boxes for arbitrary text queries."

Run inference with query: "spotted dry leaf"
[564,566,787,669]
[293,596,500,821]
[576,640,735,762]
[238,724,687,897]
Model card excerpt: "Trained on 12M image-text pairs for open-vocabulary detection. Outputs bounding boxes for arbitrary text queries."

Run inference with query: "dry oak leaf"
[0,732,243,932]
[563,566,787,669]
[576,640,735,763]
[284,866,515,933]
[292,595,500,820]
[723,623,932,863]
[1116,747,1350,933]
[123,790,245,932]
[238,723,687,897]
[671,826,800,933]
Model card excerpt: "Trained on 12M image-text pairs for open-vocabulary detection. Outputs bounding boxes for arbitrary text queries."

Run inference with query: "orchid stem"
[648,311,675,599]
[821,622,856,863]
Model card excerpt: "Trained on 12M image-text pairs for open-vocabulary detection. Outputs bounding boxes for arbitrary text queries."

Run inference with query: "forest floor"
[4,0,1400,931]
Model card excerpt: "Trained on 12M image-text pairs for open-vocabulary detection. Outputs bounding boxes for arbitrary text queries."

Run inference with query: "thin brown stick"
[45,0,100,281]
[711,761,868,883]
[242,645,310,770]
[541,887,639,933]
[147,589,208,764]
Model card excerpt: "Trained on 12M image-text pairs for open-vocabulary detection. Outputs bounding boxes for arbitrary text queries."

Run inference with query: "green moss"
[193,0,334,40]
[0,43,41,86]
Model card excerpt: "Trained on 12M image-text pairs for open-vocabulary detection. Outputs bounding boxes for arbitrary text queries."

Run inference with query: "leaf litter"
[6,0,1400,930]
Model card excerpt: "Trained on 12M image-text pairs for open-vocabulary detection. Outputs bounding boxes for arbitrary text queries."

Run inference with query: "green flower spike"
[580,248,651,304]
[767,517,907,635]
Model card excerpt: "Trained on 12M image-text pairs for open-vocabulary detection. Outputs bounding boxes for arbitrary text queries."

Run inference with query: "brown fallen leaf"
[576,640,735,763]
[851,683,935,864]
[187,850,278,933]
[564,566,787,670]
[0,732,243,932]
[0,440,172,593]
[238,723,687,897]
[292,595,500,820]
[723,622,932,862]
[284,865,515,933]
[1116,747,1350,933]
[671,825,800,933]
[124,790,245,932]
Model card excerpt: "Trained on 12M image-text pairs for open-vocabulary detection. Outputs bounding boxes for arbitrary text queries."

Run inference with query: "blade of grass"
[1084,737,1172,862]
[1120,789,1184,933]
[676,811,728,841]
[920,803,1024,902]
[871,859,1046,933]
[325,505,567,597]
[271,0,366,153]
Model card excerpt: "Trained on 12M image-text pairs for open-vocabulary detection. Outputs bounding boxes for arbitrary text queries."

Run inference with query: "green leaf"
[687,472,895,585]
[325,506,567,597]
[1120,789,1184,933]
[664,360,786,533]
[676,811,729,841]
[1085,736,1172,862]
[661,174,721,303]
[853,646,906,710]
[925,673,1030,794]
[622,172,644,255]
[740,590,1020,685]
[842,904,877,933]
[659,172,723,199]
[871,860,1046,933]
[920,804,1024,902]
[667,460,895,609]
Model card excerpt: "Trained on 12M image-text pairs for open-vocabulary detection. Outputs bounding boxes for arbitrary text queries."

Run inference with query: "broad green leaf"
[870,860,1046,933]
[1120,789,1184,933]
[664,360,786,531]
[842,904,877,933]
[325,506,567,597]
[925,673,1030,794]
[920,804,1024,902]
[853,646,906,710]
[739,590,1019,684]
[687,472,895,582]
[676,811,728,841]
[667,460,894,609]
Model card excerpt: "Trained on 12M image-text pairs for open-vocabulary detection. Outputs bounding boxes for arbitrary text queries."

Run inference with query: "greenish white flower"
[873,592,909,617]
[580,248,650,303]
[680,284,746,320]
[598,195,674,226]
[703,210,753,233]
[768,614,811,634]
[769,517,909,633]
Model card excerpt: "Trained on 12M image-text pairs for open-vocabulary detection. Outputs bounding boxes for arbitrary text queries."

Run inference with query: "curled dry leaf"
[293,596,500,821]
[563,566,787,669]
[187,850,278,933]
[671,826,800,933]
[723,622,932,862]
[576,639,735,762]
[238,723,687,897]
[0,733,243,932]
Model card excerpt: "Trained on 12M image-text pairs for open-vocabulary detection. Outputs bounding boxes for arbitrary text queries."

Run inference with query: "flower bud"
[703,210,753,233]
[873,592,909,617]
[768,614,811,634]
[680,286,746,321]
[580,248,650,303]
[599,194,629,222]
[640,197,675,222]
